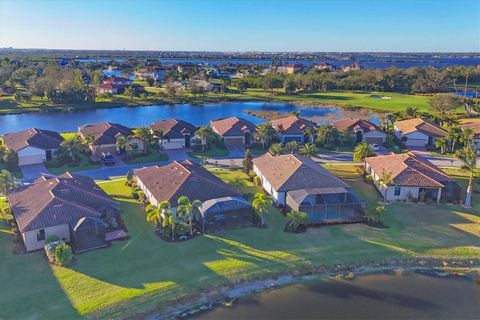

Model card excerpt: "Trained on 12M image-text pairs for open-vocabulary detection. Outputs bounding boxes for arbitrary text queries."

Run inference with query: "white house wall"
[22,224,70,252]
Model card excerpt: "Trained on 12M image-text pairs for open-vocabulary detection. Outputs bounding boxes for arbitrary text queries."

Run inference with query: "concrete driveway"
[20,164,50,183]
[226,146,245,158]
[164,149,192,161]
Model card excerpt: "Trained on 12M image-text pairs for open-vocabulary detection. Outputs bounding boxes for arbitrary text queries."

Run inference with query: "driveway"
[164,149,192,162]
[20,164,50,183]
[226,146,245,158]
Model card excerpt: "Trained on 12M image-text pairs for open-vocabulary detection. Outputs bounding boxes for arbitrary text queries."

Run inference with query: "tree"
[252,193,272,226]
[353,142,374,167]
[299,143,316,157]
[255,123,276,149]
[146,204,161,225]
[136,127,153,153]
[405,107,419,119]
[377,169,393,200]
[116,136,128,154]
[0,170,19,195]
[145,76,155,87]
[435,137,449,154]
[124,86,135,100]
[456,145,477,208]
[54,243,73,267]
[230,176,245,192]
[196,126,215,151]
[315,125,340,147]
[162,210,177,241]
[375,205,386,220]
[91,71,103,88]
[268,143,283,156]
[285,141,298,154]
[177,196,202,236]
[283,78,297,94]
[243,149,253,173]
[429,94,461,116]
[262,74,283,94]
[286,210,308,231]
[459,128,475,148]
[166,81,177,99]
[447,126,462,153]
[59,135,83,162]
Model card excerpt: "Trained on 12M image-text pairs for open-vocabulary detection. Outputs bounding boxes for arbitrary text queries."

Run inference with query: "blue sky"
[0,0,478,52]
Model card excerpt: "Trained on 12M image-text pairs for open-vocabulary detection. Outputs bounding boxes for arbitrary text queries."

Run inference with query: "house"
[313,62,335,71]
[394,118,447,147]
[276,64,304,74]
[332,118,387,144]
[270,115,317,144]
[150,119,197,149]
[342,63,362,72]
[365,152,461,203]
[460,121,480,152]
[253,153,366,224]
[210,117,256,146]
[102,76,133,87]
[177,63,196,73]
[97,82,124,94]
[78,122,144,156]
[7,172,124,252]
[133,161,252,232]
[2,128,64,166]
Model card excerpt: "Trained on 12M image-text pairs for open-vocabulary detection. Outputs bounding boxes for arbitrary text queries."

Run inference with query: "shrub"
[131,191,139,199]
[253,176,261,186]
[137,191,146,202]
[46,235,60,244]
[54,243,73,267]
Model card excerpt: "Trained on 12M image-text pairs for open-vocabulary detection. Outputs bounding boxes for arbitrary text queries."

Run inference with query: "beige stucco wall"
[253,164,285,205]
[22,224,70,252]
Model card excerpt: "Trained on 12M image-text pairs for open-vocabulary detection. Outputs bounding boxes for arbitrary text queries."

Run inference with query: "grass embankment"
[0,166,478,319]
[0,89,436,115]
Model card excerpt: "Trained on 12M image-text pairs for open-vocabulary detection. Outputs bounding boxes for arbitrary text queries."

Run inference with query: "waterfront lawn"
[188,145,229,159]
[46,153,101,175]
[0,166,478,319]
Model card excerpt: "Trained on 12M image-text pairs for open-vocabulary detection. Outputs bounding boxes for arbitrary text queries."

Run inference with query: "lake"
[0,102,379,134]
[194,273,480,320]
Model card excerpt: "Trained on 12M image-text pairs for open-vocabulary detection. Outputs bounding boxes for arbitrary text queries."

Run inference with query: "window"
[394,186,401,196]
[36,229,46,241]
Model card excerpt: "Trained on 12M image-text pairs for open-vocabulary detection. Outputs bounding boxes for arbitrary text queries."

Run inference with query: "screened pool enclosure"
[198,196,253,232]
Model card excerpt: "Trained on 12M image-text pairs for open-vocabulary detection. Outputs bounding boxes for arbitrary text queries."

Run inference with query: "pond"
[193,273,479,320]
[0,102,379,134]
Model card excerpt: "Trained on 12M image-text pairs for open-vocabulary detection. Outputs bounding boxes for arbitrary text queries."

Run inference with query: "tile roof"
[150,119,196,139]
[7,172,117,232]
[210,117,256,136]
[134,160,240,204]
[79,122,133,145]
[270,116,316,135]
[394,118,447,137]
[332,118,382,134]
[252,153,349,192]
[366,152,453,188]
[460,121,480,135]
[3,128,64,152]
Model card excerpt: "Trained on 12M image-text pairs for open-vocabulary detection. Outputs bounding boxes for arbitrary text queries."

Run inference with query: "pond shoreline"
[141,257,480,320]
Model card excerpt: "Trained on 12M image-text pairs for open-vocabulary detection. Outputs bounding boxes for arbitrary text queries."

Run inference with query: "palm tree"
[136,127,153,153]
[255,123,276,149]
[252,193,271,226]
[268,143,283,156]
[230,176,244,192]
[116,136,128,154]
[303,127,315,144]
[285,141,298,154]
[177,196,202,236]
[456,145,477,208]
[405,107,418,119]
[153,129,164,148]
[196,126,215,151]
[353,142,374,167]
[459,128,475,147]
[299,143,316,157]
[447,126,462,153]
[146,204,161,225]
[60,135,83,162]
[162,211,177,241]
[378,169,393,200]
[286,210,308,231]
[0,170,19,196]
[435,137,449,154]
[81,133,95,153]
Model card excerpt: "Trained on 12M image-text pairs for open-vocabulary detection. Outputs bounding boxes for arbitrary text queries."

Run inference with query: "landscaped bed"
[0,165,478,319]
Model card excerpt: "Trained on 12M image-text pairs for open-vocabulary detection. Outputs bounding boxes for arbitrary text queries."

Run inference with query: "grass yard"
[0,166,478,319]
[187,146,229,159]
[46,153,101,175]
[123,149,169,164]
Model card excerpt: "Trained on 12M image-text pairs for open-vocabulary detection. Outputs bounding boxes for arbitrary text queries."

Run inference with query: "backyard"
[0,165,478,319]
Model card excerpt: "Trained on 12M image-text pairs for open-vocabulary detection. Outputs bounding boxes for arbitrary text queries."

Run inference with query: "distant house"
[133,161,252,232]
[342,63,362,72]
[394,118,447,147]
[210,117,256,146]
[313,62,335,71]
[332,118,387,144]
[7,172,123,252]
[2,128,64,166]
[366,153,461,203]
[150,119,197,149]
[97,82,124,94]
[276,64,304,74]
[460,121,480,152]
[78,122,143,156]
[270,115,316,144]
[103,76,133,87]
[253,153,366,223]
[177,63,196,73]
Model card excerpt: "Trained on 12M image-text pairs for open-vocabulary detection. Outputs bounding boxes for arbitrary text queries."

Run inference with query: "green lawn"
[0,166,478,319]
[188,146,229,159]
[123,149,169,164]
[46,153,101,175]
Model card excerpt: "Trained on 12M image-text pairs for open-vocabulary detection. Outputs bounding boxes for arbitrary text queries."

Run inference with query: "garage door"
[224,137,243,146]
[19,154,44,166]
[95,145,117,156]
[162,140,184,149]
[365,137,384,145]
[405,138,425,147]
[283,136,302,143]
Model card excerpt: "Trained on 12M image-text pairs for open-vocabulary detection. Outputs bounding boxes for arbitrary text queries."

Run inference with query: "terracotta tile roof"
[461,121,480,135]
[270,116,316,135]
[332,118,382,134]
[3,128,64,152]
[133,160,240,204]
[210,117,256,136]
[394,118,447,137]
[150,119,196,139]
[252,153,349,192]
[79,122,133,145]
[365,152,453,188]
[7,172,117,232]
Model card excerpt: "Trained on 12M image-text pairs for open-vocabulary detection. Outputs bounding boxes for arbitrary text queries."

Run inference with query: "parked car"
[371,144,380,151]
[100,152,115,166]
